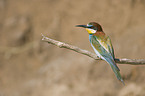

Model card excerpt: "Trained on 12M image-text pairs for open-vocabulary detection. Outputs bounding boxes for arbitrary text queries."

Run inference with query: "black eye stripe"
[88,26,94,29]
[88,26,97,30]
[87,25,97,30]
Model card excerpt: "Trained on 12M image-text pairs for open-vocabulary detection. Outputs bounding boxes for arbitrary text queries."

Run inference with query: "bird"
[76,22,124,85]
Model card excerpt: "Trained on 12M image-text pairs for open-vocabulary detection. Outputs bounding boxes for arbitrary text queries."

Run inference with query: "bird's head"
[76,22,103,34]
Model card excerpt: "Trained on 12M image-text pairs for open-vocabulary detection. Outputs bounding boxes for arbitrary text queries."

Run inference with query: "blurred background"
[0,0,145,96]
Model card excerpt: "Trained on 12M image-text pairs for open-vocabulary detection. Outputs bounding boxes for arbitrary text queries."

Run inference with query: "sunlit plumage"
[76,22,124,85]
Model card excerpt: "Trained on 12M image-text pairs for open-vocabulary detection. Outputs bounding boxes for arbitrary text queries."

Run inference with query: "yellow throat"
[86,28,96,34]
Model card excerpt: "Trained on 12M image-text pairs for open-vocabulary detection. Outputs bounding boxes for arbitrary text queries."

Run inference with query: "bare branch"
[41,33,145,65]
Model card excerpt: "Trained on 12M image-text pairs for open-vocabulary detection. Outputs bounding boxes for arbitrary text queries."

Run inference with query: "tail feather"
[110,64,125,85]
[103,57,125,85]
[103,57,120,71]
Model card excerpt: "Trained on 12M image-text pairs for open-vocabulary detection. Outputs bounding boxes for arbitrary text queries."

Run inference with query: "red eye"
[91,26,94,29]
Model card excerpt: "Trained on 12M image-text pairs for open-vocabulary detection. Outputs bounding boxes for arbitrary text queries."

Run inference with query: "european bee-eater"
[76,22,124,85]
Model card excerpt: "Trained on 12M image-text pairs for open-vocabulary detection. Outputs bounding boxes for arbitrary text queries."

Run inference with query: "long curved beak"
[75,25,87,28]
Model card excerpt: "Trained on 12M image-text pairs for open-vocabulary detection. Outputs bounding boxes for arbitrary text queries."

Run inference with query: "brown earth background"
[0,0,145,96]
